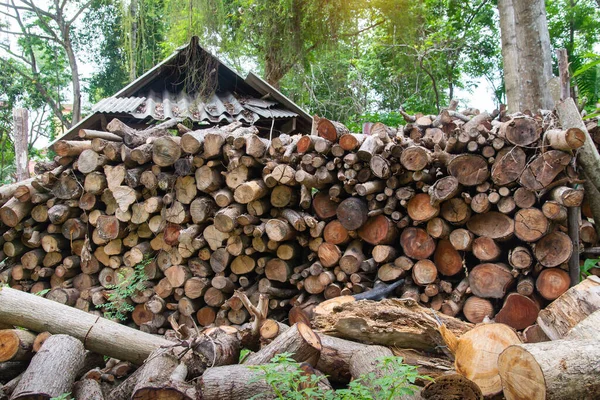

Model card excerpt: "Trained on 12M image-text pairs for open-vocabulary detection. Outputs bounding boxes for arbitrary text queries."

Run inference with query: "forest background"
[0,0,599,184]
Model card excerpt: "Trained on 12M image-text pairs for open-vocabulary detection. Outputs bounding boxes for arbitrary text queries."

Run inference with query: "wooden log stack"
[0,107,592,336]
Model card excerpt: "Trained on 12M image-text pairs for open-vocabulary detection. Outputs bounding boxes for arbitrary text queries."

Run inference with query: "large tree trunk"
[498,0,555,112]
[498,339,600,400]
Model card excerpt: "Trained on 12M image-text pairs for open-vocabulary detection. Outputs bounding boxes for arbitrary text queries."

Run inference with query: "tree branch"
[67,0,94,26]
[0,29,56,42]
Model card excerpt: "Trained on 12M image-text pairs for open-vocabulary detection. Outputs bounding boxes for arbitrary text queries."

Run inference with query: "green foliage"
[345,112,406,133]
[248,352,431,400]
[547,0,600,108]
[35,288,52,297]
[100,257,152,321]
[581,258,599,281]
[239,348,251,362]
[50,393,71,400]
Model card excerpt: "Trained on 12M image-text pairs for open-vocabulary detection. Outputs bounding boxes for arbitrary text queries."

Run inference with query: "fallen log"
[0,287,172,364]
[536,275,600,340]
[420,374,483,400]
[11,334,85,400]
[440,323,521,397]
[312,298,472,352]
[498,339,600,400]
[243,322,322,367]
[349,345,422,400]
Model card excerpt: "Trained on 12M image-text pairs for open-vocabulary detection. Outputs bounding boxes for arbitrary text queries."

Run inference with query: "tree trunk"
[11,334,85,400]
[313,298,472,352]
[440,323,521,397]
[12,109,29,182]
[498,0,554,112]
[0,287,172,364]
[536,276,600,340]
[498,339,600,400]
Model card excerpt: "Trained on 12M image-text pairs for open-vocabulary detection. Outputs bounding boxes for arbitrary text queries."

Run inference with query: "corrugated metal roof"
[92,90,295,125]
[92,97,146,113]
[49,36,311,147]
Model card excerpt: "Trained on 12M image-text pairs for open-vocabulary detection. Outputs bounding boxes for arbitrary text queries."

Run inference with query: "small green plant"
[581,257,599,281]
[35,288,51,297]
[248,352,431,400]
[240,348,251,363]
[100,257,152,321]
[50,393,71,400]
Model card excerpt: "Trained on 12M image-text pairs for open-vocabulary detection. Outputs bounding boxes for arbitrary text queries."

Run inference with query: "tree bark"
[498,0,554,112]
[12,109,29,182]
[11,334,85,400]
[498,339,600,400]
[0,287,172,364]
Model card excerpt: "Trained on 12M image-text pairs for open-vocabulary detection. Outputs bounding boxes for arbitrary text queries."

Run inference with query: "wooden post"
[557,48,581,287]
[12,108,30,182]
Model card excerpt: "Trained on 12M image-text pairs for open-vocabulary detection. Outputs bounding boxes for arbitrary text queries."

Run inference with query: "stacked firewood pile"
[1,275,599,400]
[0,104,593,337]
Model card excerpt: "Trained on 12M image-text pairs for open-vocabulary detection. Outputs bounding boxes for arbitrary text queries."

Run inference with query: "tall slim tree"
[498,0,555,112]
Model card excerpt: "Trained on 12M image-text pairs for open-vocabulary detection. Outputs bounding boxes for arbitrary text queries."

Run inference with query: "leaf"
[35,288,51,296]
[573,56,600,78]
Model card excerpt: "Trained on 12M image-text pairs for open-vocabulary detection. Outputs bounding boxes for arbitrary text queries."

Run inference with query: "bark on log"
[536,276,600,340]
[0,287,172,364]
[243,322,322,367]
[312,298,472,352]
[11,334,85,400]
[498,339,600,400]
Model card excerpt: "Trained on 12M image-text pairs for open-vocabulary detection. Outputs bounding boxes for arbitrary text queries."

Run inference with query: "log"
[312,298,472,352]
[536,268,570,300]
[420,374,482,400]
[11,334,85,400]
[466,212,514,240]
[519,150,571,191]
[500,116,540,146]
[447,154,489,186]
[564,309,600,340]
[198,364,276,400]
[498,339,600,400]
[462,296,495,324]
[491,146,527,185]
[317,118,349,142]
[357,215,398,245]
[401,228,435,260]
[0,287,172,364]
[243,322,322,367]
[336,197,368,231]
[407,193,439,223]
[514,208,548,242]
[348,345,422,399]
[468,263,514,299]
[73,379,104,400]
[536,276,600,340]
[433,239,463,276]
[534,231,573,267]
[494,293,539,330]
[440,323,521,397]
[0,330,35,362]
